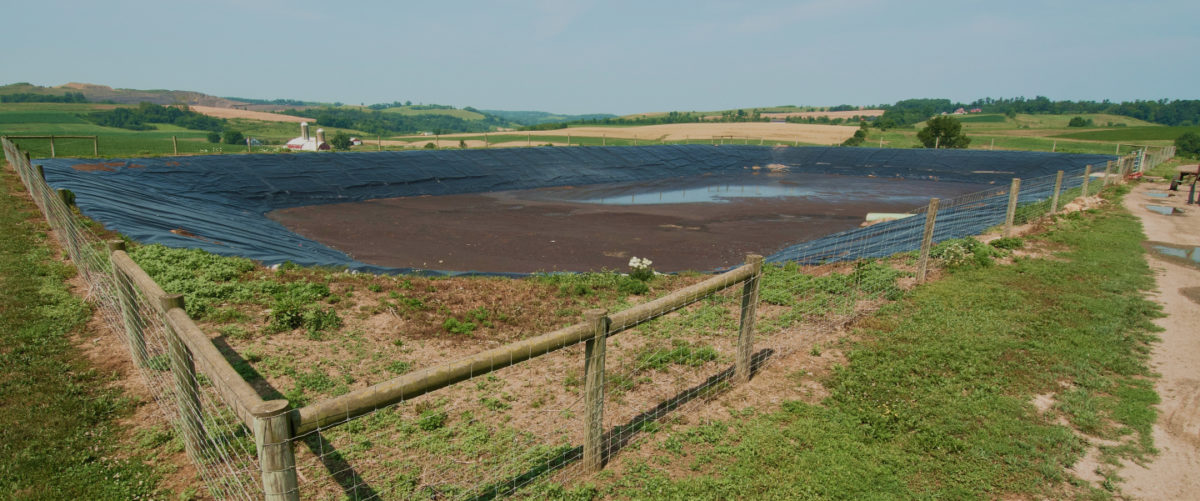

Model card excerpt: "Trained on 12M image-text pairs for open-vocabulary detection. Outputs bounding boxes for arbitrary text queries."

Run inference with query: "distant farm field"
[379,107,486,120]
[1053,125,1200,142]
[399,122,858,146]
[189,105,312,123]
[956,114,1007,123]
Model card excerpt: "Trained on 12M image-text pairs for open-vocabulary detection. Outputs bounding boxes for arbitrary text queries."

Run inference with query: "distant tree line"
[280,107,509,135]
[366,100,413,110]
[878,97,1200,128]
[519,110,784,131]
[223,97,316,107]
[0,92,88,103]
[482,109,616,126]
[82,102,224,131]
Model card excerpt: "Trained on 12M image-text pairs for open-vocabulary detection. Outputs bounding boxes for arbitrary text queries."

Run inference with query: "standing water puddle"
[1146,205,1181,216]
[1145,242,1200,269]
[1146,193,1170,198]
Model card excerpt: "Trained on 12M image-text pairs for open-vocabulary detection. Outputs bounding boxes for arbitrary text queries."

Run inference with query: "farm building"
[285,122,330,151]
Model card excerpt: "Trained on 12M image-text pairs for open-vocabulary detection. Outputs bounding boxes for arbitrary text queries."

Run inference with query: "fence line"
[2,135,1172,500]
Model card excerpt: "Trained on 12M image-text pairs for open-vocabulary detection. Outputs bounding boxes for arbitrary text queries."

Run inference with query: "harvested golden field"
[190,105,313,123]
[394,122,857,146]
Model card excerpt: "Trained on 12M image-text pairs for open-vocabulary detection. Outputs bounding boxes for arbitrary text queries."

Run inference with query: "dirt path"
[1119,179,1200,499]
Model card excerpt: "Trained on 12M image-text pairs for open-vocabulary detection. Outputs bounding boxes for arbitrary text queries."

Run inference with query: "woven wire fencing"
[2,138,269,499]
[282,258,763,500]
[4,134,1165,500]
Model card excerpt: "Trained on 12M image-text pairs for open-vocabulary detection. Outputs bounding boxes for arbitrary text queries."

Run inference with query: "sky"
[3,0,1198,115]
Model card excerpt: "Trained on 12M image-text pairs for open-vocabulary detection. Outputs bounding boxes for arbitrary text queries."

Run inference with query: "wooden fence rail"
[295,256,763,435]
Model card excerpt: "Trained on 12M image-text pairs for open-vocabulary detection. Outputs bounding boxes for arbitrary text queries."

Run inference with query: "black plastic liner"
[38,145,1113,274]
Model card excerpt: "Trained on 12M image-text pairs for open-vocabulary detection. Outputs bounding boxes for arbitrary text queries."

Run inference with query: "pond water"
[535,172,951,207]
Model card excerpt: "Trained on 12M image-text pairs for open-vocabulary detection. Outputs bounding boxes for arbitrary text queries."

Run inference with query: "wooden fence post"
[56,188,79,256]
[583,309,609,473]
[916,199,939,284]
[49,135,55,158]
[107,241,147,367]
[1050,170,1064,214]
[1004,178,1021,237]
[92,136,98,157]
[172,136,178,155]
[735,254,764,384]
[1103,161,1114,187]
[1081,165,1092,198]
[34,164,44,181]
[161,293,205,460]
[254,400,300,501]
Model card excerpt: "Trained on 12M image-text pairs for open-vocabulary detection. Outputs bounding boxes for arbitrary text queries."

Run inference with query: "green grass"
[536,186,1162,499]
[0,163,166,497]
[1053,125,1200,142]
[0,102,369,158]
[378,106,486,120]
[956,113,1008,123]
[1009,113,1157,129]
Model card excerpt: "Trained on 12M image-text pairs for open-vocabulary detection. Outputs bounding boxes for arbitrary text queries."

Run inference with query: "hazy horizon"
[3,0,1198,115]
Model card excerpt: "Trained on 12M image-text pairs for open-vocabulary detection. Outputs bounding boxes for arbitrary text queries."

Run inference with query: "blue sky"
[3,0,1198,114]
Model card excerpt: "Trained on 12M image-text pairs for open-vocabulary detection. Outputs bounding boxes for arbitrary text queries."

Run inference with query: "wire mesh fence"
[2,138,268,499]
[2,135,1169,500]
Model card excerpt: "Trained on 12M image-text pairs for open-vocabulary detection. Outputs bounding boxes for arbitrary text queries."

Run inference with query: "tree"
[1175,131,1200,158]
[459,139,467,149]
[1067,116,1093,127]
[917,116,970,149]
[330,131,352,151]
[222,130,244,145]
[206,131,221,143]
[842,129,867,147]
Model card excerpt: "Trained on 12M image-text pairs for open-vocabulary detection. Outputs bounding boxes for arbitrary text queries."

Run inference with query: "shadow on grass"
[212,336,378,499]
[465,348,775,500]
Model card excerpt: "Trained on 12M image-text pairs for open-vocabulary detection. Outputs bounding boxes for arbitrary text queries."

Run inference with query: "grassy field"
[0,162,175,498]
[531,186,1161,499]
[1053,125,1200,142]
[0,102,370,157]
[0,102,1176,158]
[378,106,486,120]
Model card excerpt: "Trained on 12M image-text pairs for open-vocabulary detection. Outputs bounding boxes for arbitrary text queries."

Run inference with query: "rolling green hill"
[380,106,487,120]
[1053,125,1200,142]
[1,82,246,107]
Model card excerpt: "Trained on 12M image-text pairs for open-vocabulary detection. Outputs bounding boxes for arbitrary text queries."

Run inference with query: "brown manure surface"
[269,175,985,273]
